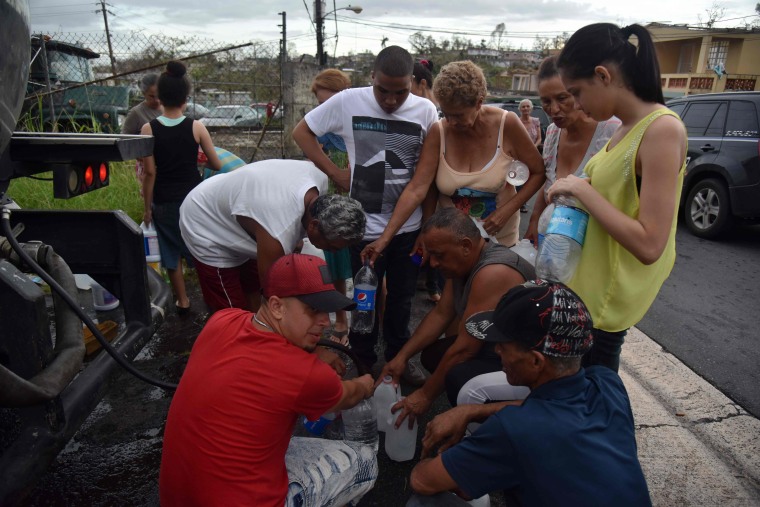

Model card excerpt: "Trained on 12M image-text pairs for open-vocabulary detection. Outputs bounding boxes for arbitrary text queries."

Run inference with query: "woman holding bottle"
[524,55,620,246]
[547,23,687,371]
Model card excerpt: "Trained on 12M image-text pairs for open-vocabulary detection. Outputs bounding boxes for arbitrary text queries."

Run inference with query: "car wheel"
[684,178,732,239]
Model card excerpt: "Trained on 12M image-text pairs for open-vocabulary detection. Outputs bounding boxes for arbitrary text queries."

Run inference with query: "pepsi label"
[354,287,376,311]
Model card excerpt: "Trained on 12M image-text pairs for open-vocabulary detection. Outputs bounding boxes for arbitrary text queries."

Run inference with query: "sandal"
[330,328,349,346]
[176,301,191,316]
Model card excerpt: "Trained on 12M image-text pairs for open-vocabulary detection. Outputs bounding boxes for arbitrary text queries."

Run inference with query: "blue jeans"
[285,437,377,507]
[349,230,420,368]
[582,327,627,372]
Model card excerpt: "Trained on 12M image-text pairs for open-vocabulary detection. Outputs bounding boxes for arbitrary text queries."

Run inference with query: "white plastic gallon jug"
[384,398,417,462]
[509,239,536,266]
[140,222,161,263]
[300,237,326,260]
[91,280,119,311]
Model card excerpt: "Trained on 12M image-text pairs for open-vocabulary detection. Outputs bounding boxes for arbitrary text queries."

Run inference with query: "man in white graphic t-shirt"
[293,46,438,382]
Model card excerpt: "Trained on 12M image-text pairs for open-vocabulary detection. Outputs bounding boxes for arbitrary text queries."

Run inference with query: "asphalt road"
[636,221,760,418]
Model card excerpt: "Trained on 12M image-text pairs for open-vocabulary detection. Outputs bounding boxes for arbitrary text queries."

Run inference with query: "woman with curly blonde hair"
[363,60,544,255]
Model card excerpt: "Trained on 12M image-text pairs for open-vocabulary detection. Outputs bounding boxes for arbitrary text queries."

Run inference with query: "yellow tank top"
[569,109,685,332]
[435,110,520,247]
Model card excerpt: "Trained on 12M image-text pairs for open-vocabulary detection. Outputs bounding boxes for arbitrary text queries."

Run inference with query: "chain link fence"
[21,30,286,162]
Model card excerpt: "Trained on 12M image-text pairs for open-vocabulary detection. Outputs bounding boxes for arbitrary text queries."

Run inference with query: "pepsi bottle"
[351,260,378,334]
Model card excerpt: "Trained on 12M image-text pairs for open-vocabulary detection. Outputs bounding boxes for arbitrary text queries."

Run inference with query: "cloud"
[28,0,754,56]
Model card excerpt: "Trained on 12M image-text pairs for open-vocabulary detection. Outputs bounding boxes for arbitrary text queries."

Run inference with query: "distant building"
[647,23,760,97]
[510,72,538,93]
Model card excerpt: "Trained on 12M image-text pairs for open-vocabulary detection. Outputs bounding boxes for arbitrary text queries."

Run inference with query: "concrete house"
[647,23,760,97]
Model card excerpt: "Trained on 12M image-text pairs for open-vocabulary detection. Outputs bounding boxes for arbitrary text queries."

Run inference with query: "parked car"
[185,101,209,120]
[666,92,760,238]
[200,105,262,128]
[251,101,283,122]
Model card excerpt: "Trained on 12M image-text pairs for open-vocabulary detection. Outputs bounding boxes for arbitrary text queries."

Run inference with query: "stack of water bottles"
[535,194,589,283]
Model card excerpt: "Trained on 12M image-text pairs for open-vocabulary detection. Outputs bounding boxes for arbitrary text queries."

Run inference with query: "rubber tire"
[684,178,732,239]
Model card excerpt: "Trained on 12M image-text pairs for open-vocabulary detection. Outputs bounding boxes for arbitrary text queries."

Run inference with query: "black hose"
[1,207,178,391]
[317,339,369,376]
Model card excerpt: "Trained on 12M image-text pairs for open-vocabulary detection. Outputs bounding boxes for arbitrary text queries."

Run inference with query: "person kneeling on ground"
[160,253,378,507]
[407,280,651,507]
[376,207,535,425]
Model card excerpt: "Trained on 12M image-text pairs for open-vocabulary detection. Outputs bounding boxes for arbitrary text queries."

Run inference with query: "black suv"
[667,92,760,238]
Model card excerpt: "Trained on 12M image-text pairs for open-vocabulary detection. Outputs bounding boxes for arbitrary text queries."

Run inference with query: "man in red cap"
[160,253,377,507]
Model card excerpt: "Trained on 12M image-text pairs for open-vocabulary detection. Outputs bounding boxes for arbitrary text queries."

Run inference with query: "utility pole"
[278,11,287,65]
[97,0,117,77]
[315,0,325,67]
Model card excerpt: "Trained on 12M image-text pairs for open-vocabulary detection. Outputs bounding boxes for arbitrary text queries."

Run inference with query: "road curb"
[621,327,760,504]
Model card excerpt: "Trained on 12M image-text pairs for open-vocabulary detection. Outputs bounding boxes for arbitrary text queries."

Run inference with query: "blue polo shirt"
[441,366,651,507]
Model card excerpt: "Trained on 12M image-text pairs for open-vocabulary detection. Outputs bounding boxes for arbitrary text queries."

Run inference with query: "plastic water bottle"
[470,217,498,243]
[536,202,554,251]
[506,160,529,186]
[509,239,536,266]
[342,398,379,452]
[351,260,378,334]
[535,196,589,284]
[374,375,399,432]
[384,398,418,462]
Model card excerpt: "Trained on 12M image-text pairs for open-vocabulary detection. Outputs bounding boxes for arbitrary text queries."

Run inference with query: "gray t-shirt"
[122,102,161,135]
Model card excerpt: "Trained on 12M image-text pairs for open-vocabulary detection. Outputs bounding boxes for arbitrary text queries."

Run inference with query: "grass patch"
[6,161,144,223]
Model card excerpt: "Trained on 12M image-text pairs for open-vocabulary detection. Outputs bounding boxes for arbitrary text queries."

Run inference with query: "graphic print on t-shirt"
[350,116,423,214]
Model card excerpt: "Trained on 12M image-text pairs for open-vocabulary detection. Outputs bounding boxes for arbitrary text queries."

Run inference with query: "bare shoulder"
[643,111,687,145]
[471,262,524,291]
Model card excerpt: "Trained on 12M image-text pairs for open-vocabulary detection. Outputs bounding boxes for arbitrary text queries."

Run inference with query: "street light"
[315,4,363,67]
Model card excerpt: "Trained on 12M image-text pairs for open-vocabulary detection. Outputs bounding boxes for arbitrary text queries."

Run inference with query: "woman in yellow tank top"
[547,23,687,371]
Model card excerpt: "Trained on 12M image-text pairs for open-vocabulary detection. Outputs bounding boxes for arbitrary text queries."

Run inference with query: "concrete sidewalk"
[621,327,760,505]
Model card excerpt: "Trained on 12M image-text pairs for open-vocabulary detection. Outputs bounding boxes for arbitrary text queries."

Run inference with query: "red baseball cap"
[263,253,356,312]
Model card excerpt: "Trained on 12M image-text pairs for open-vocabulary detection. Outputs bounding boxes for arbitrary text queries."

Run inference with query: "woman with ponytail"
[548,23,687,371]
[141,60,222,314]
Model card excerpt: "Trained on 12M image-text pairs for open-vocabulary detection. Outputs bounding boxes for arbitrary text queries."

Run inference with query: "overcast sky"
[29,0,758,58]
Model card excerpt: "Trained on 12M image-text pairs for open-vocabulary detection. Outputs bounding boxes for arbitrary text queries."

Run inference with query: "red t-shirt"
[159,308,343,506]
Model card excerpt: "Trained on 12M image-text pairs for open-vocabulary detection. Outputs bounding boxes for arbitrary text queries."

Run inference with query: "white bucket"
[91,281,119,311]
[140,222,161,263]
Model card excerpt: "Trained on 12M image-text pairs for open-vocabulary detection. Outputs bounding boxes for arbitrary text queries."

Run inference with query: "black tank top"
[150,117,202,203]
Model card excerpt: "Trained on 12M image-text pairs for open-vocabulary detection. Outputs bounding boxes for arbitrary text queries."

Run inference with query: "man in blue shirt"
[408,280,651,507]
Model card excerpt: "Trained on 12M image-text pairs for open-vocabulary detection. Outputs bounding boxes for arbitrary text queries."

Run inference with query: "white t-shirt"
[179,160,328,267]
[304,87,438,240]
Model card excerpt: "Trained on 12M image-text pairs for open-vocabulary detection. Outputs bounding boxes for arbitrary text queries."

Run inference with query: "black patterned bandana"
[465,280,593,358]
